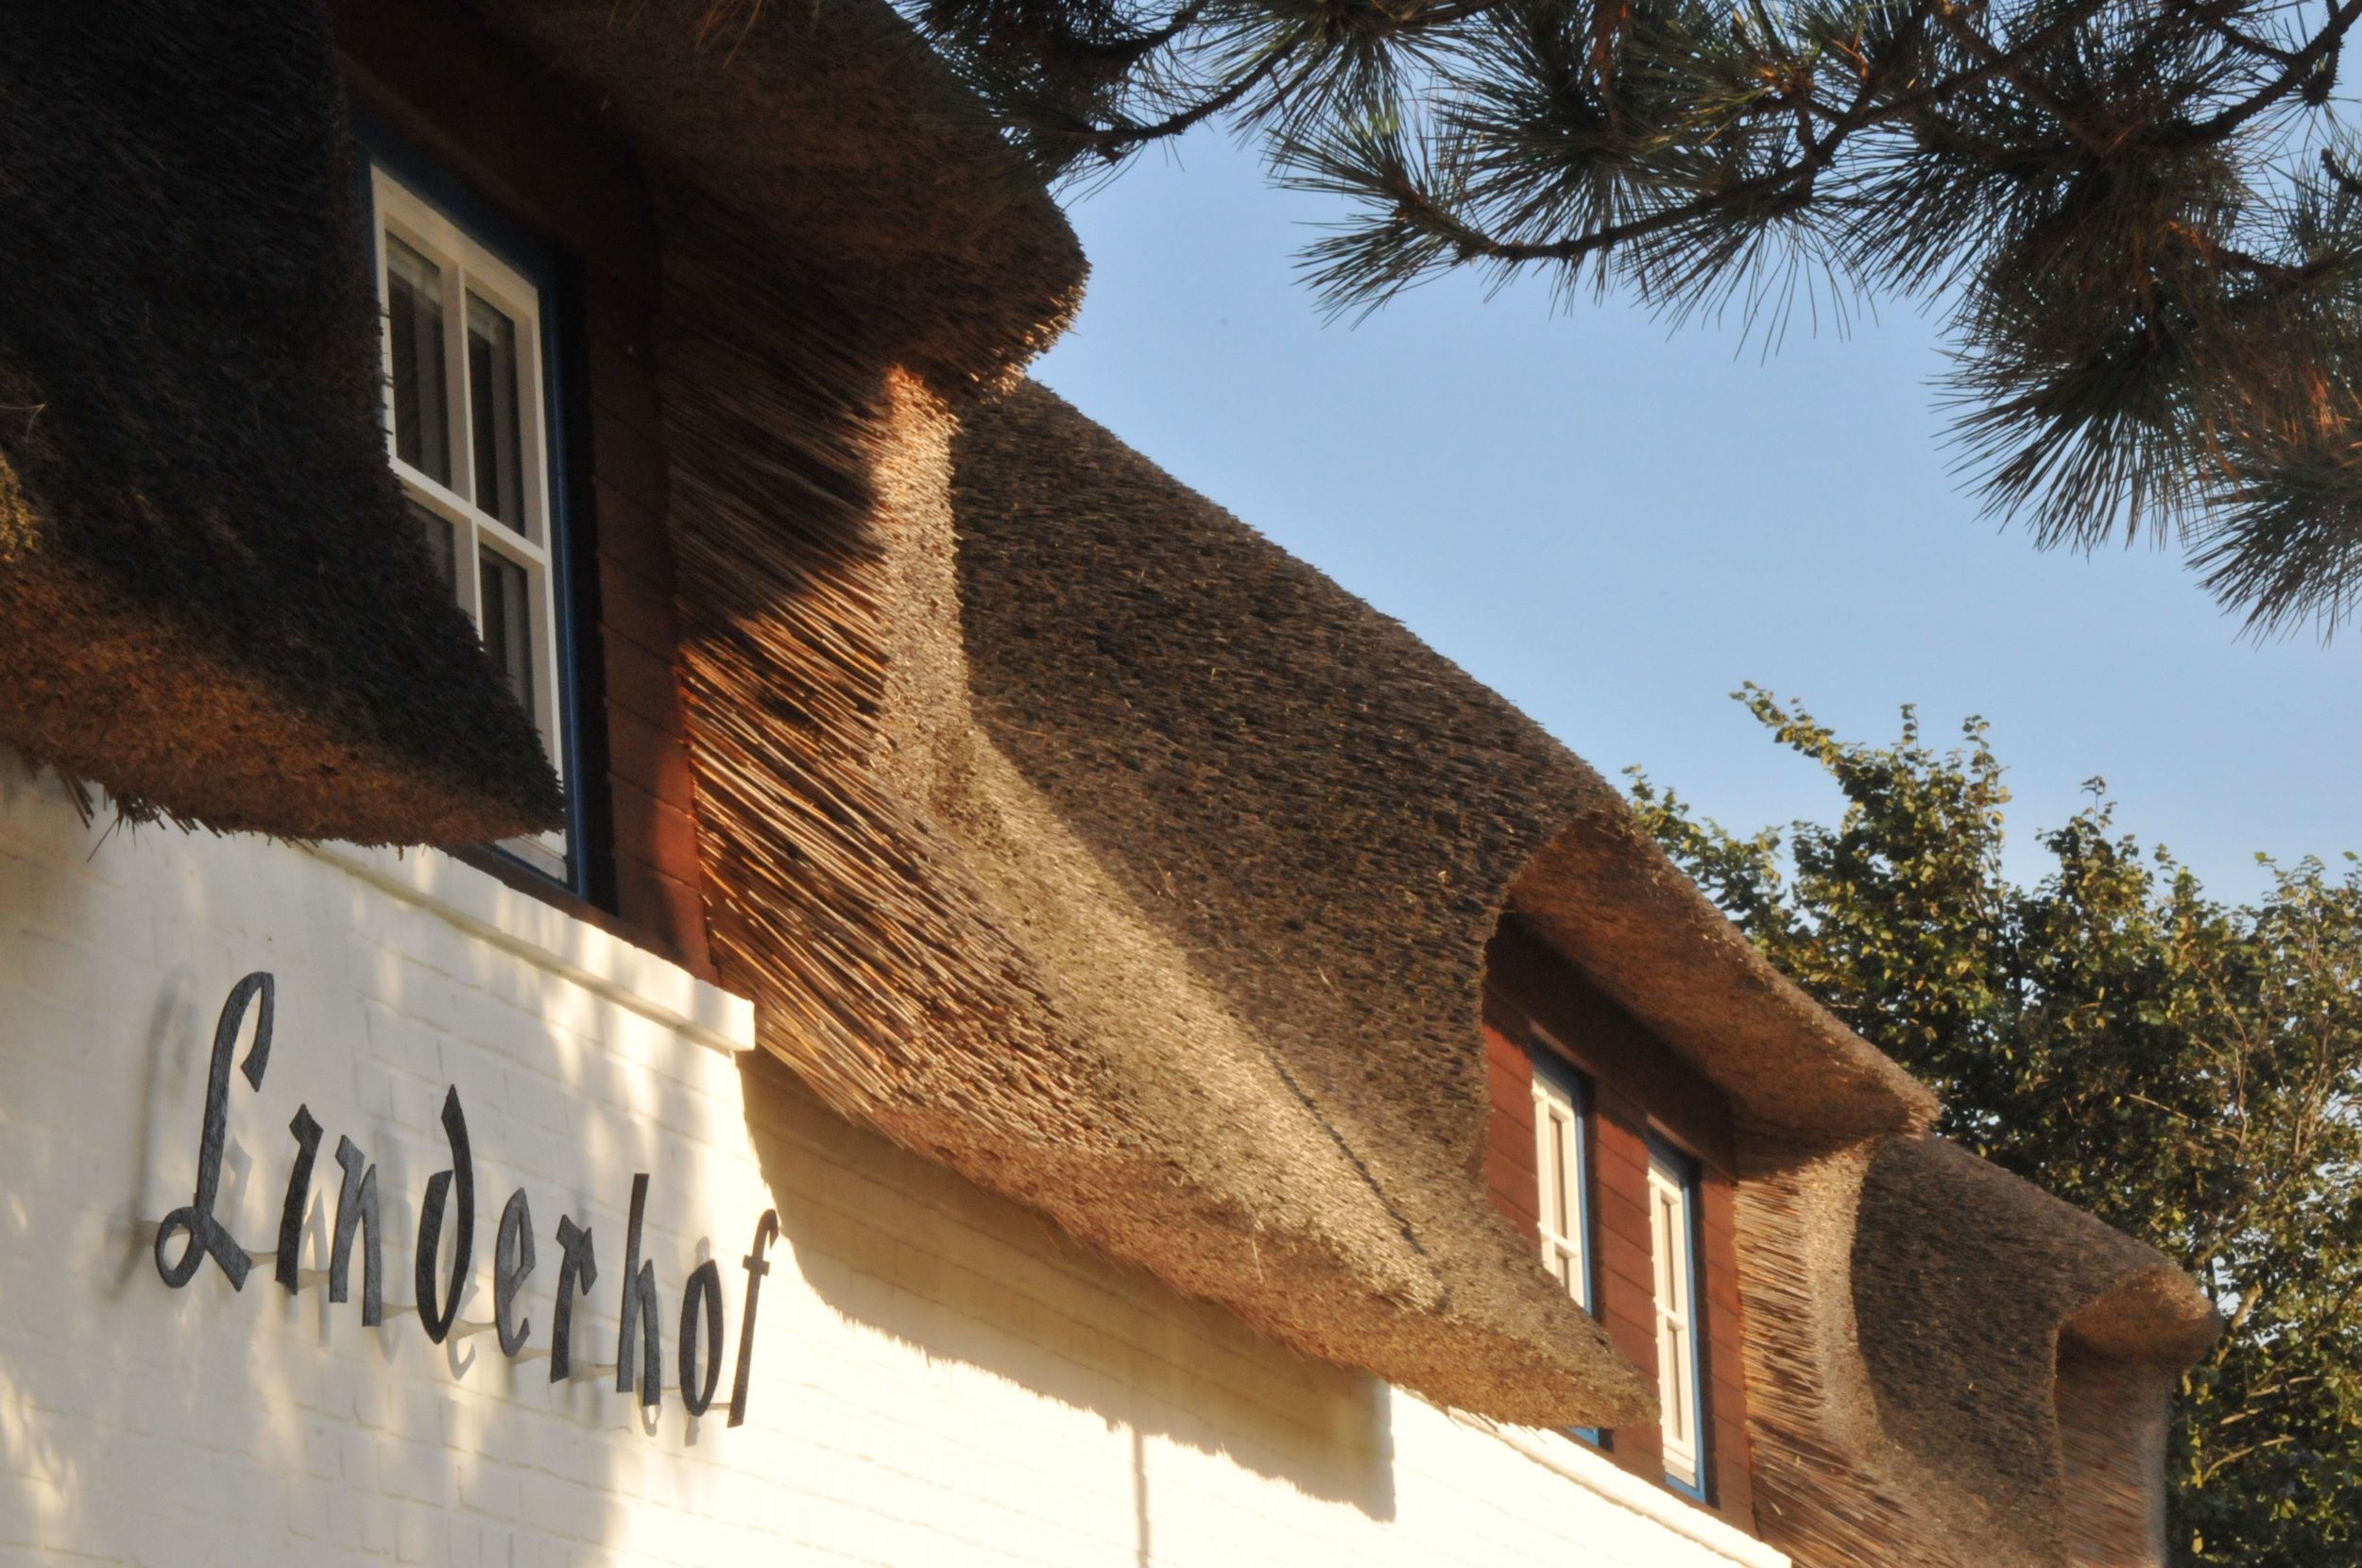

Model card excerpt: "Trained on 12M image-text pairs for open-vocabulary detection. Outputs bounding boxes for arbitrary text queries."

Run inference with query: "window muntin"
[1649,1138,1708,1495]
[1530,1052,1593,1312]
[369,165,568,879]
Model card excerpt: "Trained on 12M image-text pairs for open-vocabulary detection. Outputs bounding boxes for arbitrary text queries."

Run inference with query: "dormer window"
[1484,925,1748,1516]
[368,162,573,882]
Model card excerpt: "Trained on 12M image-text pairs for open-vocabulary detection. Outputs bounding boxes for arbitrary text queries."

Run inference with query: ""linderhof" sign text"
[152,973,779,1424]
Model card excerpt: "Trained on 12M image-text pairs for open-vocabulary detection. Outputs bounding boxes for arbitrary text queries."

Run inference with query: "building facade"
[0,758,1776,1566]
[0,3,2217,1565]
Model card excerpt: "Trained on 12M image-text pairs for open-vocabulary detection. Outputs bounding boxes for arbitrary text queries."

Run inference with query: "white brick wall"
[0,752,1783,1568]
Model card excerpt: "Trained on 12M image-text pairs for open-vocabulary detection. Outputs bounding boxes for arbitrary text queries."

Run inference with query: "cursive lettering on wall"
[153,973,779,1426]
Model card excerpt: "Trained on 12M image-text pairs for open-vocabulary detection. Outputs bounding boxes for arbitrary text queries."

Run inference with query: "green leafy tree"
[1628,687,2362,1565]
[908,0,2362,629]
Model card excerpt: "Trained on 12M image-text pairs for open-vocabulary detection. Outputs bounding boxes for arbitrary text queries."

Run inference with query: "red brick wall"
[1483,921,1756,1532]
[334,0,712,978]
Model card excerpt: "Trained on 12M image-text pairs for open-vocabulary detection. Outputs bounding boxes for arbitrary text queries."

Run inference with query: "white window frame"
[1530,1048,1593,1313]
[1648,1136,1708,1495]
[370,165,569,879]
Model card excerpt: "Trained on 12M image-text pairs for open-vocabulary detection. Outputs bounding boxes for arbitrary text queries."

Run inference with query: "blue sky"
[1029,129,2362,905]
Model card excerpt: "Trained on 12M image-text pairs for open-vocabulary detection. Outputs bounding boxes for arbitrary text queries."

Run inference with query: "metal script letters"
[494,1188,536,1358]
[728,1209,779,1427]
[154,972,274,1289]
[550,1213,598,1382]
[414,1086,475,1344]
[331,1134,384,1324]
[275,1105,322,1294]
[153,972,779,1428]
[615,1173,662,1407]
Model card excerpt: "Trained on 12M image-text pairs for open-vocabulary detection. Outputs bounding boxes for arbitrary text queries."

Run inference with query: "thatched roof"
[952,381,1933,1152]
[665,353,2213,1453]
[467,0,1086,401]
[938,383,2218,1542]
[18,2,2217,1507]
[0,4,561,840]
[642,178,1651,1421]
[1851,1135,2218,1564]
[1736,1134,2218,1568]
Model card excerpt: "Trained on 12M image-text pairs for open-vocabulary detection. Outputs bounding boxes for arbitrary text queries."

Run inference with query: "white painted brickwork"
[0,752,1783,1568]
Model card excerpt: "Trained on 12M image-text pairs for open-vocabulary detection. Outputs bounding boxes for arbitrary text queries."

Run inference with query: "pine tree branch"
[1348,0,2131,275]
[2319,146,2362,197]
[2176,0,2362,144]
[2199,17,2298,64]
[1053,47,1293,155]
[1009,0,1510,160]
[1926,0,2120,158]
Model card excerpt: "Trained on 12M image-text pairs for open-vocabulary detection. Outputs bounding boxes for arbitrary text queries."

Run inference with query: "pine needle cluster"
[906,0,2362,632]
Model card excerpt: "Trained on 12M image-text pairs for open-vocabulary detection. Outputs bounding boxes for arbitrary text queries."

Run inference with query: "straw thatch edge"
[1735,1133,2218,1568]
[0,462,556,846]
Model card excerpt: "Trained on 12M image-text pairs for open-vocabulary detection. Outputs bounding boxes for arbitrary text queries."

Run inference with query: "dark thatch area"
[0,2,560,842]
[2,0,1081,844]
[470,0,1086,402]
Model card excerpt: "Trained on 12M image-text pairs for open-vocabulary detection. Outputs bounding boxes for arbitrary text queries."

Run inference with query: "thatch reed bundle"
[0,2,560,840]
[655,193,1087,1143]
[1733,1142,1969,1568]
[652,194,1652,1426]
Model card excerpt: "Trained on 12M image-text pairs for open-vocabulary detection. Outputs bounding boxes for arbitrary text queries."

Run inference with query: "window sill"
[448,842,707,980]
[1416,1395,1788,1568]
[307,840,750,1055]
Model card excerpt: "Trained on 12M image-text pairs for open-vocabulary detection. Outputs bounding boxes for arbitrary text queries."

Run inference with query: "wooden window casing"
[370,164,572,881]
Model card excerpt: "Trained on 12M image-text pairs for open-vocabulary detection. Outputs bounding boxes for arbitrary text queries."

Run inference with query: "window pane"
[385,238,450,485]
[1664,1324,1690,1437]
[407,497,457,602]
[467,292,526,531]
[479,545,534,722]
[1549,1117,1571,1239]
